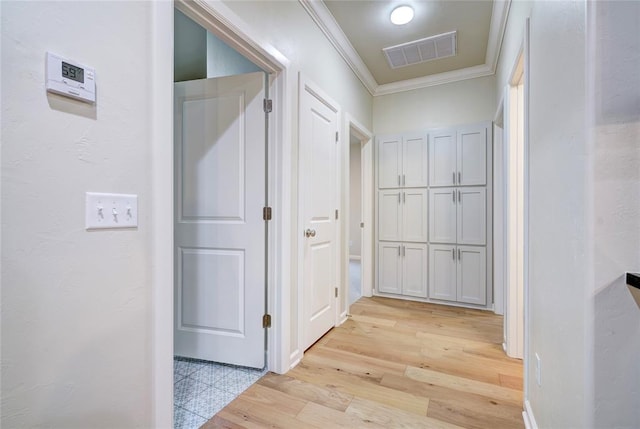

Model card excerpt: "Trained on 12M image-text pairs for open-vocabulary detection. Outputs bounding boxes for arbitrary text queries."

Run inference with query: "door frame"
[295,73,342,363]
[341,114,373,321]
[150,1,292,426]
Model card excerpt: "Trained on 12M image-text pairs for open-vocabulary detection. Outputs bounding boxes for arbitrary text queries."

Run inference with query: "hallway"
[202,297,524,428]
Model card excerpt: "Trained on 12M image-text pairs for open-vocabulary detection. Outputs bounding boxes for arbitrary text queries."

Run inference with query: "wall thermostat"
[46,52,96,103]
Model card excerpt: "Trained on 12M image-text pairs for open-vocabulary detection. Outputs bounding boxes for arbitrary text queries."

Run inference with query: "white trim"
[522,400,538,429]
[522,16,531,407]
[298,0,377,95]
[298,0,511,96]
[151,2,174,428]
[349,255,362,261]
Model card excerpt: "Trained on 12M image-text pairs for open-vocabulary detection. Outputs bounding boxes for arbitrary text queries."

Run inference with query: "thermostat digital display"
[46,52,95,103]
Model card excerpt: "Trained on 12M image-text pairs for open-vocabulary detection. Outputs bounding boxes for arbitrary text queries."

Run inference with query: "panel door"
[378,242,402,295]
[402,189,428,242]
[300,82,340,351]
[377,134,402,188]
[457,126,487,186]
[428,129,456,187]
[428,244,457,301]
[429,188,457,244]
[378,190,402,242]
[174,72,266,368]
[402,243,428,298]
[403,133,428,187]
[457,187,487,245]
[457,246,487,305]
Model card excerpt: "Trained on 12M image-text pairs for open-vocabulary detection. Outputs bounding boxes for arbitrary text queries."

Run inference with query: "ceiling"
[300,0,510,96]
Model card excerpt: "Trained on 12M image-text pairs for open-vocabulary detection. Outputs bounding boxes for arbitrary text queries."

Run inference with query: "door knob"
[305,229,316,237]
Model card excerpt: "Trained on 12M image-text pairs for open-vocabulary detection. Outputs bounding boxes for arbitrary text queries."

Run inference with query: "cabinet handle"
[403,174,406,186]
[458,248,461,261]
[398,175,401,186]
[452,171,456,184]
[452,190,456,203]
[398,193,401,204]
[403,192,406,203]
[398,246,401,256]
[452,248,455,260]
[458,189,461,202]
[458,171,461,184]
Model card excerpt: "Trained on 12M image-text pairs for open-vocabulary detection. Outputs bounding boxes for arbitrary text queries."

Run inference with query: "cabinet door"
[457,187,486,245]
[403,133,428,187]
[457,126,487,186]
[429,188,456,244]
[378,135,402,188]
[428,244,457,301]
[457,246,486,305]
[378,190,401,241]
[378,242,402,294]
[402,189,428,242]
[429,129,456,187]
[403,243,428,298]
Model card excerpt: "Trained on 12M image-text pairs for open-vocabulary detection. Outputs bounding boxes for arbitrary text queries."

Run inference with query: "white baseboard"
[522,400,538,429]
[349,255,361,261]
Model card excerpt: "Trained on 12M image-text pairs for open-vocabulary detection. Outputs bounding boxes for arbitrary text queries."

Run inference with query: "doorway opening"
[173,8,271,428]
[349,132,363,305]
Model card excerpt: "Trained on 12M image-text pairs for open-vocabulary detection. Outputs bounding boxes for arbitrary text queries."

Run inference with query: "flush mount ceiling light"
[390,5,414,25]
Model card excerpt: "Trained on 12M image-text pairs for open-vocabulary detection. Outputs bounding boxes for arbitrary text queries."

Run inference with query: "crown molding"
[374,64,494,96]
[298,0,378,95]
[300,0,512,97]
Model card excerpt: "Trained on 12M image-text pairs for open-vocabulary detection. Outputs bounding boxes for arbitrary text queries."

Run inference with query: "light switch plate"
[86,192,138,230]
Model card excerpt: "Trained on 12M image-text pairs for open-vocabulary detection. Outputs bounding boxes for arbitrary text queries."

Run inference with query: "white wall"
[1,1,154,427]
[349,139,362,258]
[175,9,207,82]
[590,1,640,427]
[497,1,640,427]
[207,32,261,79]
[373,75,496,134]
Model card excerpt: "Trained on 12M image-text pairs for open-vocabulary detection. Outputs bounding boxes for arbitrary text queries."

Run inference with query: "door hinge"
[263,99,273,113]
[263,314,272,328]
[335,287,338,298]
[335,131,339,142]
[335,209,339,220]
[263,206,272,221]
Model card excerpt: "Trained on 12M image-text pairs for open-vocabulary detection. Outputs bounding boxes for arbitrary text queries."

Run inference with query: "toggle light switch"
[86,192,138,230]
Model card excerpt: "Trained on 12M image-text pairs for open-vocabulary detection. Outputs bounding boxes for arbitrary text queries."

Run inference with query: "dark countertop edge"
[626,273,640,289]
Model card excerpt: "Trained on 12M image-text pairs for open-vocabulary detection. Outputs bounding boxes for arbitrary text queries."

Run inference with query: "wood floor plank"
[202,297,524,429]
[345,397,465,429]
[257,372,353,412]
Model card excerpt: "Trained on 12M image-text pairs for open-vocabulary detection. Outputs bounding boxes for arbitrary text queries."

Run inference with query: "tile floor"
[174,357,267,429]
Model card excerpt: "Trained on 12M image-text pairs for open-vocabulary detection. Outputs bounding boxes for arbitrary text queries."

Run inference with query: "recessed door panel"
[429,188,457,244]
[378,242,402,295]
[457,246,486,305]
[458,127,487,186]
[458,187,486,245]
[403,189,428,242]
[403,243,428,298]
[403,134,428,187]
[378,190,401,241]
[429,244,456,301]
[377,135,402,188]
[429,130,456,187]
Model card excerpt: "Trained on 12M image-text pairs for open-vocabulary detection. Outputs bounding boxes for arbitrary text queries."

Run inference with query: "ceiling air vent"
[383,31,457,69]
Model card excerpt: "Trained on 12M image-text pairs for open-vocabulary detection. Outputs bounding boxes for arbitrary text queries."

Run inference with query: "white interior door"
[174,72,266,369]
[300,79,339,351]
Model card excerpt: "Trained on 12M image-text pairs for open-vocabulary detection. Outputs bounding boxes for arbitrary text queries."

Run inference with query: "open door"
[174,72,266,368]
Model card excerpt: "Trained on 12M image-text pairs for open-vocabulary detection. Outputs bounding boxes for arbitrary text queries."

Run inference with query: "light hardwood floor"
[203,297,524,429]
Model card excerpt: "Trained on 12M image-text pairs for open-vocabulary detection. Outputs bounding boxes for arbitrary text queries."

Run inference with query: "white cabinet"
[429,125,487,187]
[429,245,486,305]
[429,187,486,245]
[378,133,428,188]
[378,242,427,298]
[378,189,428,242]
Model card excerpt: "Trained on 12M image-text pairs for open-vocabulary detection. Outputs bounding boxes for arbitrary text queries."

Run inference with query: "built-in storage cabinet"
[429,245,486,305]
[378,189,428,242]
[429,125,487,187]
[429,187,486,245]
[375,123,491,309]
[378,242,428,298]
[378,133,428,189]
